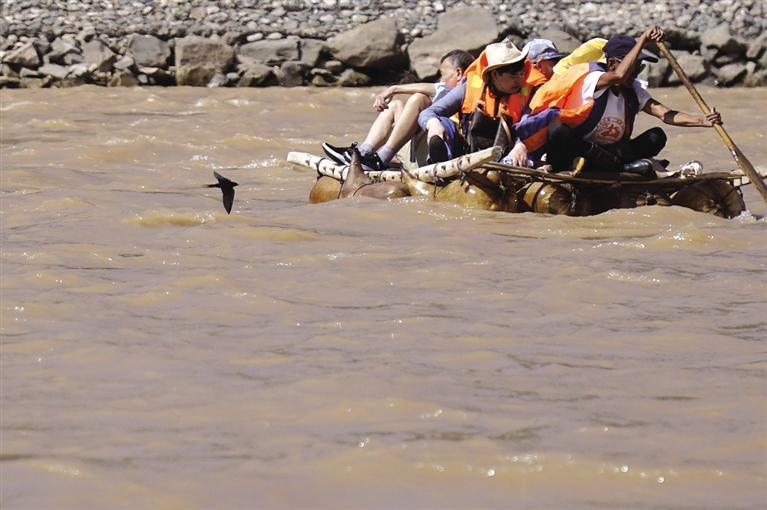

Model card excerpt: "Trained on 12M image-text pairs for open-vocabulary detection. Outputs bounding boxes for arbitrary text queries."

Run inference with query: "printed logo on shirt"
[592,116,625,144]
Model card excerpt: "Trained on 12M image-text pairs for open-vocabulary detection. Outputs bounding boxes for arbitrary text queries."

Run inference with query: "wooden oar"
[656,41,767,203]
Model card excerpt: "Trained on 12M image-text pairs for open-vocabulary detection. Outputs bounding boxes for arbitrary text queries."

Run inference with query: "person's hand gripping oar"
[656,41,767,204]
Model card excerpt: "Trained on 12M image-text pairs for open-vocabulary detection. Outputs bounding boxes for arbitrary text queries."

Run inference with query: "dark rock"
[237,63,274,87]
[408,7,497,79]
[20,76,52,88]
[0,76,21,88]
[336,68,370,86]
[238,38,300,65]
[277,60,308,86]
[328,17,405,69]
[83,39,115,71]
[175,36,234,86]
[109,70,139,87]
[128,34,171,67]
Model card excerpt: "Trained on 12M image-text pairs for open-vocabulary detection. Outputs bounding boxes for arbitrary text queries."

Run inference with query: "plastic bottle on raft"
[679,160,703,178]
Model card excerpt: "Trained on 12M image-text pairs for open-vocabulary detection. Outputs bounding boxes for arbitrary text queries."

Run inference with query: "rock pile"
[1,0,765,88]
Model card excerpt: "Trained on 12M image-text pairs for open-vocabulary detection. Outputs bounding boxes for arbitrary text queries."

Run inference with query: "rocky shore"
[1,0,766,89]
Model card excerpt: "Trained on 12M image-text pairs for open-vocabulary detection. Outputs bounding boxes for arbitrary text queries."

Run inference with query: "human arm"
[373,83,439,111]
[596,26,664,90]
[643,98,723,127]
[417,82,466,132]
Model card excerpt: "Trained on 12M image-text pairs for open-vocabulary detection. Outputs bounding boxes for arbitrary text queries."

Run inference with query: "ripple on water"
[127,209,218,227]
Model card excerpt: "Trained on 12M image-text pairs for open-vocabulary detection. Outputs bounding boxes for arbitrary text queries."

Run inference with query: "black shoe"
[322,142,353,164]
[622,159,655,178]
[427,136,449,164]
[357,151,387,172]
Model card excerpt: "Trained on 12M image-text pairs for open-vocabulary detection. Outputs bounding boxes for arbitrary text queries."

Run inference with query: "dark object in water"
[206,171,238,214]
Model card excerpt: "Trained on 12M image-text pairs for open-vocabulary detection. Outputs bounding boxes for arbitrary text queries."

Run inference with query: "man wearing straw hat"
[417,37,535,167]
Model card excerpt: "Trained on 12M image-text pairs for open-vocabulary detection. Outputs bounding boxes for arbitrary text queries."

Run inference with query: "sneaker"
[322,142,353,164]
[427,136,449,164]
[357,151,387,172]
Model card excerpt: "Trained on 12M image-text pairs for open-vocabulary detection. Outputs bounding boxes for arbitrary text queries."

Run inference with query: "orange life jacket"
[529,62,595,128]
[518,62,640,154]
[459,51,533,128]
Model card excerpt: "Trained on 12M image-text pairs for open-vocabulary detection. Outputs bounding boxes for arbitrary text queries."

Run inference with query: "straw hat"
[481,38,528,81]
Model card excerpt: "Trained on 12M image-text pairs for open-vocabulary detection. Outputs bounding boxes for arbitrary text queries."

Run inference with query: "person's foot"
[356,151,387,172]
[322,142,354,164]
[427,136,449,164]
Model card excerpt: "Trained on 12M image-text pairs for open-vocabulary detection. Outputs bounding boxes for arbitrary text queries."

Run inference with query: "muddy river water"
[1,85,766,509]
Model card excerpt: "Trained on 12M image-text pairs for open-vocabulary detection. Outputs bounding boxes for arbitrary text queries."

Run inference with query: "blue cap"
[603,35,659,62]
[524,39,567,64]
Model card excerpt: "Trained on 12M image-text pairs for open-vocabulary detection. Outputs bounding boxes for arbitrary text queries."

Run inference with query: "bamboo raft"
[287,148,759,219]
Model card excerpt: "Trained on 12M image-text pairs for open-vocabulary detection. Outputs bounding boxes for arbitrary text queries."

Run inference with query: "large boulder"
[667,52,708,84]
[299,39,326,67]
[327,17,406,69]
[48,36,80,65]
[4,42,40,68]
[175,36,234,86]
[237,63,274,87]
[276,61,308,87]
[746,33,767,61]
[128,34,171,68]
[700,23,746,56]
[644,60,670,87]
[237,38,299,66]
[715,63,748,86]
[83,39,115,72]
[407,7,497,79]
[38,63,70,79]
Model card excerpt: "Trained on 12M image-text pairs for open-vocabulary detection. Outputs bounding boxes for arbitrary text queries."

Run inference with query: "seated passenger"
[523,38,566,82]
[418,38,534,167]
[322,49,474,171]
[517,27,722,174]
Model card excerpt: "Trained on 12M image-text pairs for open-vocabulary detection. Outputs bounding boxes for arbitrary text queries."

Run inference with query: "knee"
[647,127,667,148]
[548,122,571,144]
[388,97,405,114]
[406,93,431,110]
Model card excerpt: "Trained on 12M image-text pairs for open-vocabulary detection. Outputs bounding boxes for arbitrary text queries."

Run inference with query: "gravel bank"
[1,0,765,88]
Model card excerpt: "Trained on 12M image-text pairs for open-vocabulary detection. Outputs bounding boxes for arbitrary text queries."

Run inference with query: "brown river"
[1,85,766,509]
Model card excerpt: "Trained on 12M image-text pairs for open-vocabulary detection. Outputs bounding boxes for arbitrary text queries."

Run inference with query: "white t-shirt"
[579,71,652,144]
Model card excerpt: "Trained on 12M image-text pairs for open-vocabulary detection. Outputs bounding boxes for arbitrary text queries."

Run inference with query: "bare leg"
[381,93,432,155]
[361,97,405,150]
